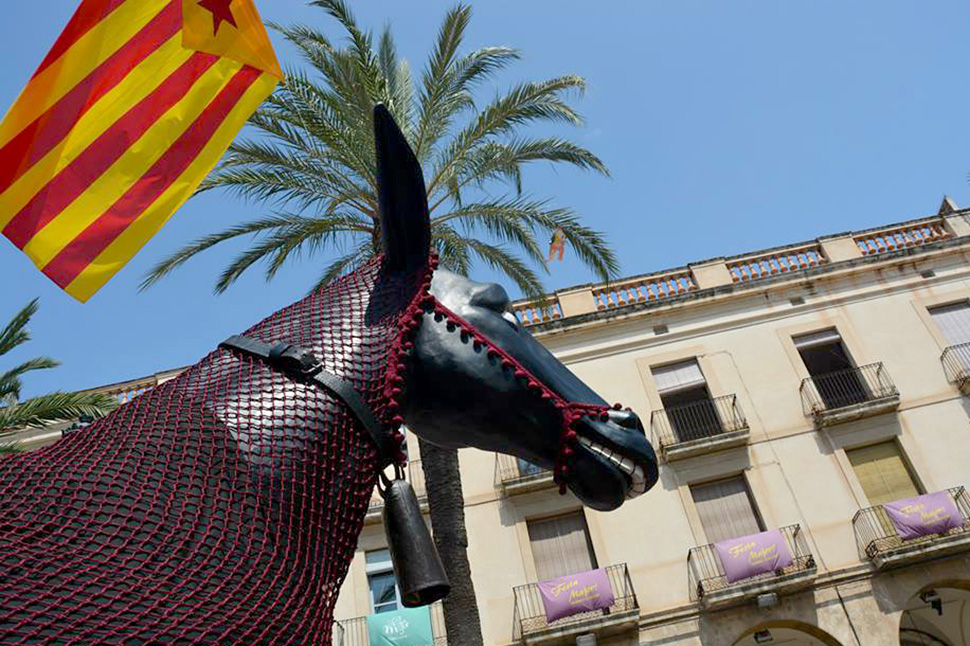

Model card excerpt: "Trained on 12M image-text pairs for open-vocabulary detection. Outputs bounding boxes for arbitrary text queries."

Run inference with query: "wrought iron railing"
[687,525,815,601]
[799,363,898,417]
[941,343,970,385]
[651,394,748,451]
[368,460,427,514]
[333,601,447,646]
[511,563,637,640]
[495,453,553,488]
[852,486,970,560]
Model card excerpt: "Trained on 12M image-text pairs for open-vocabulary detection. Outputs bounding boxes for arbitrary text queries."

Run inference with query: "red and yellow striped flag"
[0,0,282,301]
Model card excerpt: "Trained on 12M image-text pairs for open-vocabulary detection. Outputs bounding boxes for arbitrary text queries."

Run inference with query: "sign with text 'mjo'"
[882,491,964,541]
[714,529,794,584]
[365,607,434,646]
[537,568,615,623]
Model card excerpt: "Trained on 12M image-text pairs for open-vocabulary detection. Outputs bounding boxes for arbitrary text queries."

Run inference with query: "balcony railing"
[513,299,563,326]
[651,395,748,456]
[507,212,966,328]
[333,601,446,646]
[592,269,696,310]
[854,218,950,256]
[942,343,970,391]
[511,563,638,641]
[852,486,970,563]
[687,524,815,602]
[368,460,428,516]
[495,453,553,490]
[799,363,899,419]
[728,244,826,283]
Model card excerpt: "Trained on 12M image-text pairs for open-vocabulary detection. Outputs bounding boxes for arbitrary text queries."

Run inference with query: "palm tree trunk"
[418,437,484,646]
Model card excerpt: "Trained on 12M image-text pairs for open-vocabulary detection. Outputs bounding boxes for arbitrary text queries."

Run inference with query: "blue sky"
[3,1,970,397]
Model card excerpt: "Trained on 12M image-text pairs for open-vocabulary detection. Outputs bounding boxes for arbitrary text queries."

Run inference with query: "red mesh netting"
[0,251,615,644]
[0,256,429,645]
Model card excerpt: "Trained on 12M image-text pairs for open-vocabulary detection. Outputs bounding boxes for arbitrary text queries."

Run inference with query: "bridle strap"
[220,334,397,467]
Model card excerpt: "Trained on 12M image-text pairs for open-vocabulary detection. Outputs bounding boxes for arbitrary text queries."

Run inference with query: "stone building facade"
[13,199,970,645]
[342,199,970,646]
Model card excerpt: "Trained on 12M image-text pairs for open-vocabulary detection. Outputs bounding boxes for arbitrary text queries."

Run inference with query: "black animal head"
[374,105,658,511]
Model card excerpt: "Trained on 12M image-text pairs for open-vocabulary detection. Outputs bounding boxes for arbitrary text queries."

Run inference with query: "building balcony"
[799,363,900,426]
[941,343,970,395]
[511,563,638,645]
[333,601,446,646]
[366,459,427,522]
[687,525,817,611]
[852,486,970,570]
[495,453,555,495]
[651,394,749,461]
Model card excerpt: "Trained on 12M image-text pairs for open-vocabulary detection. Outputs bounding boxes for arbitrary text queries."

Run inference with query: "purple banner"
[538,568,615,623]
[882,491,964,541]
[714,529,794,584]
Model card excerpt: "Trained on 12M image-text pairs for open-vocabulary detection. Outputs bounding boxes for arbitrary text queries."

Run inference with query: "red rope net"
[0,256,427,645]
[0,253,614,644]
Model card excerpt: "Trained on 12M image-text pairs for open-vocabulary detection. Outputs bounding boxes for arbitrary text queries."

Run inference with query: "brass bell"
[382,478,450,607]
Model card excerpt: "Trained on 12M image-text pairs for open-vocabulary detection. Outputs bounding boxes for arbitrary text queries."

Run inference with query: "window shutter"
[653,360,706,395]
[929,302,970,345]
[527,513,597,581]
[846,442,920,505]
[691,476,763,544]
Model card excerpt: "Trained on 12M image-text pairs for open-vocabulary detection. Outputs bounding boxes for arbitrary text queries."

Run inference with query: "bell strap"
[219,334,396,466]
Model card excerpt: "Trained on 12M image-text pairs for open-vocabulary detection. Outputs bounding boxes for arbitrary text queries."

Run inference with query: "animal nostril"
[609,409,644,434]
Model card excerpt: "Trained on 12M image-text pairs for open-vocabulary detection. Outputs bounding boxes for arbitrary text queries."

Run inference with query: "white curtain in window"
[652,360,706,395]
[527,513,596,581]
[930,302,970,345]
[691,477,763,544]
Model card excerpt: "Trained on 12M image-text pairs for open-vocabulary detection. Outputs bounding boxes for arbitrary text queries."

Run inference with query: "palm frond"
[0,440,21,456]
[0,357,59,402]
[149,5,615,305]
[428,75,588,197]
[431,224,472,277]
[309,243,375,293]
[529,207,620,282]
[0,391,117,433]
[140,215,313,290]
[213,213,371,293]
[463,239,544,299]
[412,4,473,161]
[432,198,549,268]
[0,299,39,358]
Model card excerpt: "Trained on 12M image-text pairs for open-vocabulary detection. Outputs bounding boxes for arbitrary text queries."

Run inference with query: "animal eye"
[501,311,519,328]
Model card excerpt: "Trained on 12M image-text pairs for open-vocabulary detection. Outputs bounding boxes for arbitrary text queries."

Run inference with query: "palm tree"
[0,300,118,454]
[141,3,616,643]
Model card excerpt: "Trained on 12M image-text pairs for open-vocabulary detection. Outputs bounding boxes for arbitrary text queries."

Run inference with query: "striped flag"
[0,0,282,301]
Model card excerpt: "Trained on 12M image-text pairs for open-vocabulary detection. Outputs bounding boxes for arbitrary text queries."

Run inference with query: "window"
[691,476,764,544]
[366,549,400,614]
[653,360,721,442]
[794,329,867,408]
[929,301,970,345]
[846,441,921,506]
[516,457,544,478]
[527,512,597,580]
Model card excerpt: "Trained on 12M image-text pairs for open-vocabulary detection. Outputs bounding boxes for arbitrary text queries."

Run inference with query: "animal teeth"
[575,436,647,499]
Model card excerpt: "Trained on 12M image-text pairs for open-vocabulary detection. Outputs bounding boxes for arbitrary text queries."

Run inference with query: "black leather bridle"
[220,334,399,466]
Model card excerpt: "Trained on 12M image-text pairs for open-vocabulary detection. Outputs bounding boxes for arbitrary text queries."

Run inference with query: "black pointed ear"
[374,104,431,274]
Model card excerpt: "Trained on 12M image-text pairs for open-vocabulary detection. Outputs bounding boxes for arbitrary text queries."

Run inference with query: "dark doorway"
[653,360,723,443]
[795,331,868,410]
[661,384,722,442]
